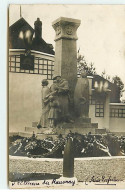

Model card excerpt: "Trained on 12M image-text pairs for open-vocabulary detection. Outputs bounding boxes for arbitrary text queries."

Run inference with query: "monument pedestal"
[23,116,100,137]
[54,117,98,135]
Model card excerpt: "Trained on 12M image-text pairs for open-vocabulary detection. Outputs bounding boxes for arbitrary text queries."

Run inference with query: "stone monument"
[52,17,81,95]
[27,17,98,136]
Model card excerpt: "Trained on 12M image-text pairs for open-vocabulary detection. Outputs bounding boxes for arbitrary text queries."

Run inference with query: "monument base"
[9,116,107,140]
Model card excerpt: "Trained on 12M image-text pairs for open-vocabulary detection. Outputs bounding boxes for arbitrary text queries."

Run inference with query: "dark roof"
[9,17,34,34]
[92,75,120,103]
[9,17,55,55]
[31,37,55,55]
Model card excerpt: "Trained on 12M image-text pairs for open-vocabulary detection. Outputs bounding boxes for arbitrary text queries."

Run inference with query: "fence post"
[63,137,74,178]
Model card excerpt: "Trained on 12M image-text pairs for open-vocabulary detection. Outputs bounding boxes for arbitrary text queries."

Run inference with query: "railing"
[9,54,54,80]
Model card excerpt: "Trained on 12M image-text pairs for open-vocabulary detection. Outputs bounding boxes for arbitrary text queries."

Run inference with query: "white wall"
[89,105,105,129]
[9,50,54,132]
[9,72,53,132]
[109,103,125,133]
[89,102,125,133]
[109,118,125,132]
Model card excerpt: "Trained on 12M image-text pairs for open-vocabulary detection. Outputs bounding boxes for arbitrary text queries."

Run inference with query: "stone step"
[25,127,50,134]
[25,127,38,133]
[57,128,96,135]
[18,132,34,138]
[76,123,98,128]
[95,129,106,134]
[31,118,91,128]
[60,123,98,129]
[75,117,91,123]
[26,122,98,134]
[25,126,96,135]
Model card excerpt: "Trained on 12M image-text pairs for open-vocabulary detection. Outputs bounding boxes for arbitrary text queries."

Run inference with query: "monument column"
[52,17,81,94]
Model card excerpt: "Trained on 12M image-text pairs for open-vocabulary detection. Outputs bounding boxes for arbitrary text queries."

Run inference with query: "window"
[9,55,54,80]
[20,54,34,70]
[89,95,96,105]
[110,108,125,118]
[95,103,104,117]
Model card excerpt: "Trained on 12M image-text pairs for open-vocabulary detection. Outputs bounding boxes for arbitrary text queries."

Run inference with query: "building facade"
[9,18,55,132]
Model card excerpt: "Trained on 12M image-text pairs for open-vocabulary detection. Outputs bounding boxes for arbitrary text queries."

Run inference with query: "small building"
[9,17,55,132]
[88,75,125,135]
[92,74,121,103]
[9,17,55,55]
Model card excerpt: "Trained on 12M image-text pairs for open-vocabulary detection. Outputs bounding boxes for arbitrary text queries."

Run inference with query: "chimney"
[34,18,42,39]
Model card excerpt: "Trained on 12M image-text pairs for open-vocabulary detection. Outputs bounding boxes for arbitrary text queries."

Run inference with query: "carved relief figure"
[37,79,50,128]
[52,75,70,122]
[74,71,89,118]
[48,95,60,128]
[65,25,73,35]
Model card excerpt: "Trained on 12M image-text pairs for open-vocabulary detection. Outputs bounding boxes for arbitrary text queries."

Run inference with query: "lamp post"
[19,29,34,55]
[63,137,74,178]
[19,30,34,70]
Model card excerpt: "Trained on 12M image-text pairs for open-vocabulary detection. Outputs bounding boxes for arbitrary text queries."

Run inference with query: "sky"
[9,4,125,93]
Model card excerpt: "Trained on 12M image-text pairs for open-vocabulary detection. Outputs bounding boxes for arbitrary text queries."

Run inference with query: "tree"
[101,69,106,78]
[77,54,96,76]
[101,70,112,82]
[112,75,124,92]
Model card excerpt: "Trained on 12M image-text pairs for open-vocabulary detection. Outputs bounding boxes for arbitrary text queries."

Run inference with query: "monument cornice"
[54,36,78,41]
[52,17,81,27]
[52,17,81,41]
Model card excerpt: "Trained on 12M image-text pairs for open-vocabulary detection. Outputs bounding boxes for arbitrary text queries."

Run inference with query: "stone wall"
[9,156,125,182]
